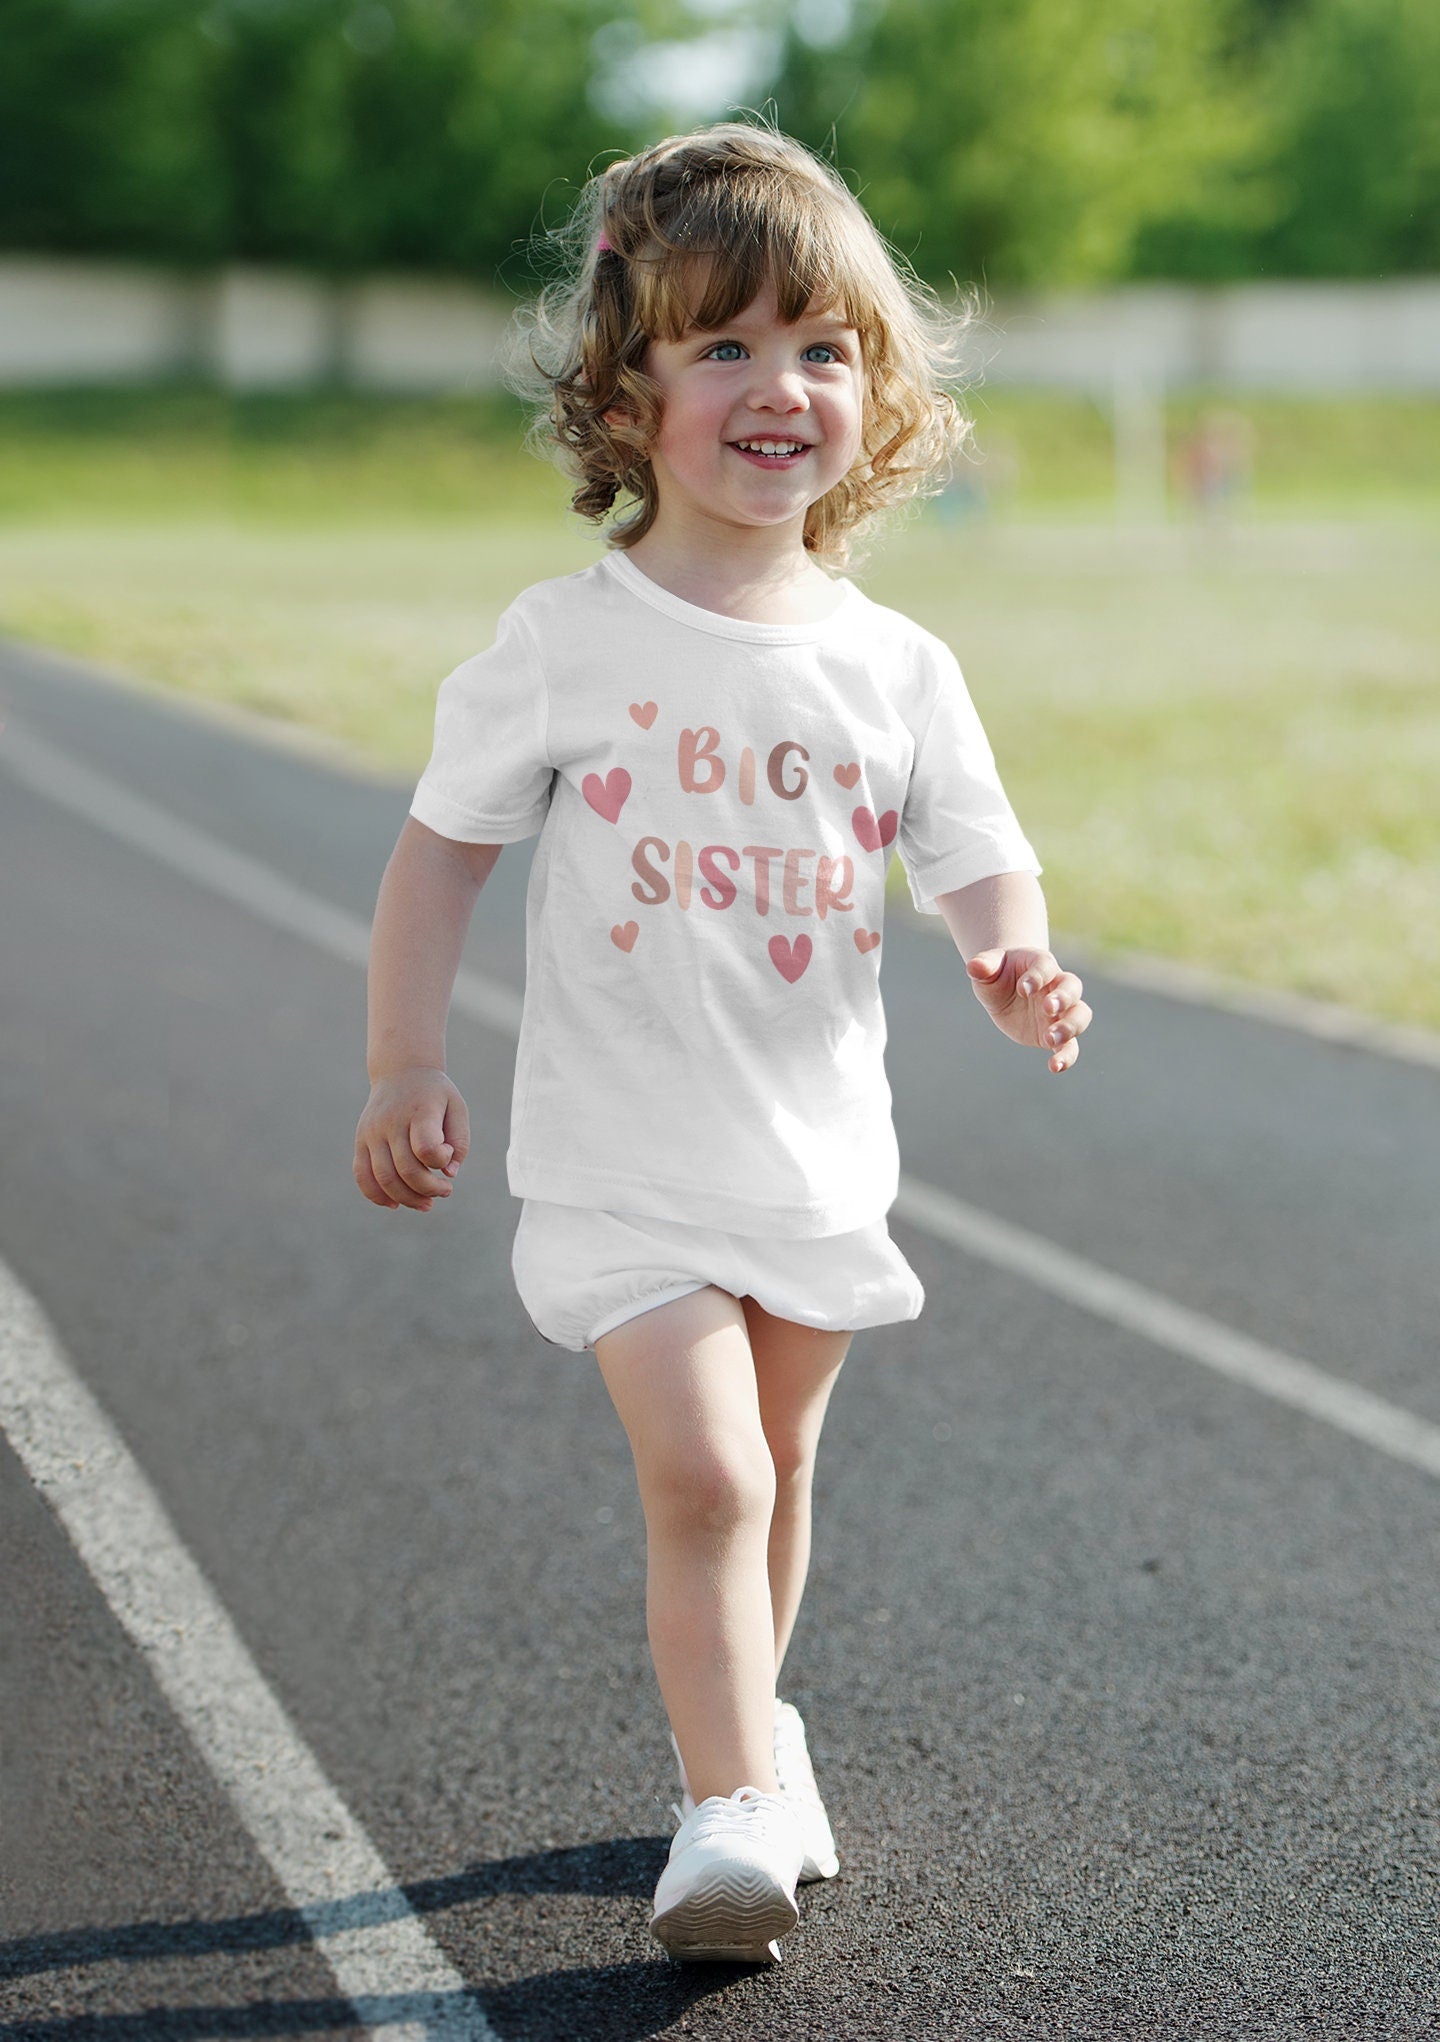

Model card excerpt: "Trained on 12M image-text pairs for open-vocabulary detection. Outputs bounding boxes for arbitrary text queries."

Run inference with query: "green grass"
[0,387,1435,1036]
[962,388,1440,517]
[2,385,1439,523]
[879,520,1439,1027]
[0,386,562,525]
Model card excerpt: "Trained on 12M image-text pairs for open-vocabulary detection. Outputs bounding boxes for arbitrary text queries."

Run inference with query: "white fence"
[1,256,1437,394]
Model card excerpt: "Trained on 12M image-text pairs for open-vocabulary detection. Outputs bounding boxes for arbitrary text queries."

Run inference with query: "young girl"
[354,119,1091,1966]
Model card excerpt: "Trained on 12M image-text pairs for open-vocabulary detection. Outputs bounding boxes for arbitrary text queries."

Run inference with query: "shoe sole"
[651,1862,800,1964]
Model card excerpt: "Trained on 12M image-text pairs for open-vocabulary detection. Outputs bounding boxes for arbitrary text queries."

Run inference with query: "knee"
[641,1436,776,1538]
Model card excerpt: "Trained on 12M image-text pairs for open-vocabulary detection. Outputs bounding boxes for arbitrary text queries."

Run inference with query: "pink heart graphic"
[628,701,658,729]
[852,806,898,852]
[833,761,861,789]
[854,928,881,954]
[768,933,812,984]
[610,921,638,952]
[583,768,632,824]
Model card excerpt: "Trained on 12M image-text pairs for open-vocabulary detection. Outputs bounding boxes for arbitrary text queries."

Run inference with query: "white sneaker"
[670,1696,841,1883]
[650,1785,806,1963]
[771,1699,841,1880]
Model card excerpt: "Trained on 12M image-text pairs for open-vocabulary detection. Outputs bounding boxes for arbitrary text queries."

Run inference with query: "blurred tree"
[1,0,1434,284]
[212,0,359,266]
[1134,0,1440,276]
[0,0,694,279]
[206,0,668,276]
[762,0,1267,287]
[1247,0,1440,275]
[0,0,229,259]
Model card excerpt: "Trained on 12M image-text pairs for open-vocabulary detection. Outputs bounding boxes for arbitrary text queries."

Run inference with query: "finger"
[400,1122,457,1197]
[354,1149,400,1210]
[1016,954,1061,999]
[1042,999,1093,1050]
[1049,1035,1080,1073]
[374,1144,440,1211]
[442,1096,470,1174]
[409,1112,457,1178]
[1040,974,1085,1018]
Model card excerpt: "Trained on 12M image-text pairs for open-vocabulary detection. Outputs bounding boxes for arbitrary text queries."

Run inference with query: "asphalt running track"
[2,635,1436,2041]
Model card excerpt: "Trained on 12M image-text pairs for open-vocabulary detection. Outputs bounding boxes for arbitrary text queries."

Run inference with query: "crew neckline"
[601,548,862,644]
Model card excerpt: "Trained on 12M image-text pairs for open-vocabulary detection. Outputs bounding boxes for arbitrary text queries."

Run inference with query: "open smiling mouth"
[728,439,812,466]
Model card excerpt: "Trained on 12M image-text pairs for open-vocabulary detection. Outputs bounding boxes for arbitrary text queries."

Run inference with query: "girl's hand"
[965,949,1092,1074]
[354,1066,471,1211]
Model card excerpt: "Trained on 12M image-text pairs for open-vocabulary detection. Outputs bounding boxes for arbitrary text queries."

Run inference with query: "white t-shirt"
[409,547,1041,1238]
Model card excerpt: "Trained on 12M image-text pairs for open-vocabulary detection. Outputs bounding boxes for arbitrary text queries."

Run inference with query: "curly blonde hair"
[500,115,982,575]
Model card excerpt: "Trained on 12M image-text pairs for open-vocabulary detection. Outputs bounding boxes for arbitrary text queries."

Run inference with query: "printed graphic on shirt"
[582,699,891,983]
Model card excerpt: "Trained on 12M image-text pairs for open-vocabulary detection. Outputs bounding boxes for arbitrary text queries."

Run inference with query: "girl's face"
[636,281,866,550]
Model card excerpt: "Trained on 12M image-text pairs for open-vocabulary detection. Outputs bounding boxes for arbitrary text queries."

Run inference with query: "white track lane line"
[891,1179,1440,1481]
[0,1265,499,2041]
[3,710,1437,1485]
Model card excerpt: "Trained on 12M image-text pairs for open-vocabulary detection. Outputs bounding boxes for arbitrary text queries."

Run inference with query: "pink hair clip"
[595,231,612,253]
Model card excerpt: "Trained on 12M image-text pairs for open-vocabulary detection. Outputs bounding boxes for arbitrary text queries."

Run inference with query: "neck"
[623,512,841,625]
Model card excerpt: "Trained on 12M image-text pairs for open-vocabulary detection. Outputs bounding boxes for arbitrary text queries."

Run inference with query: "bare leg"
[593,1286,780,1804]
[742,1297,851,1684]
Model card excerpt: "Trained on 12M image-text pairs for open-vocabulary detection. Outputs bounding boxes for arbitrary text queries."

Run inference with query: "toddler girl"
[354,118,1091,1966]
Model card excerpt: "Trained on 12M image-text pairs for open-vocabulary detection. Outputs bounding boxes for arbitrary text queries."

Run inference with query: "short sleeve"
[408,604,555,844]
[897,644,1042,915]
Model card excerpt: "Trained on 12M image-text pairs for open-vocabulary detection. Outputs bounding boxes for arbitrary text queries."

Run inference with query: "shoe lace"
[673,1785,793,1845]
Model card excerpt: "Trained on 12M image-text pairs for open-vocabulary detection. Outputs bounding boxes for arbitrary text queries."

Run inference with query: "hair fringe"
[499,111,988,576]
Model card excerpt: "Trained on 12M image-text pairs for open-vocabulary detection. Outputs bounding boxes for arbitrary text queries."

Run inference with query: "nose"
[746,356,808,413]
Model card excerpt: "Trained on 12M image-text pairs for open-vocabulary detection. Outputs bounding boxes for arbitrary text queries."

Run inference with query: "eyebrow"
[684,315,859,340]
[682,318,857,343]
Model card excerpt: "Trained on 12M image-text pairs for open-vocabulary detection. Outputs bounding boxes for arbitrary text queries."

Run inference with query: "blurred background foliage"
[0,0,1436,288]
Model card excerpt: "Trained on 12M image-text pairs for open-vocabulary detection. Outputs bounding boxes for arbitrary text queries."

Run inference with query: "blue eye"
[704,341,843,364]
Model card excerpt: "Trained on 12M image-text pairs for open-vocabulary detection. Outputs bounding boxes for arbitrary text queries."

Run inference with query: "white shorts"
[510,1198,926,1354]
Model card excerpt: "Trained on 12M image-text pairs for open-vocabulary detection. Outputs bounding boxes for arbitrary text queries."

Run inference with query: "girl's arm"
[367,817,500,1081]
[354,820,502,1214]
[932,869,1048,963]
[933,870,1093,1076]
